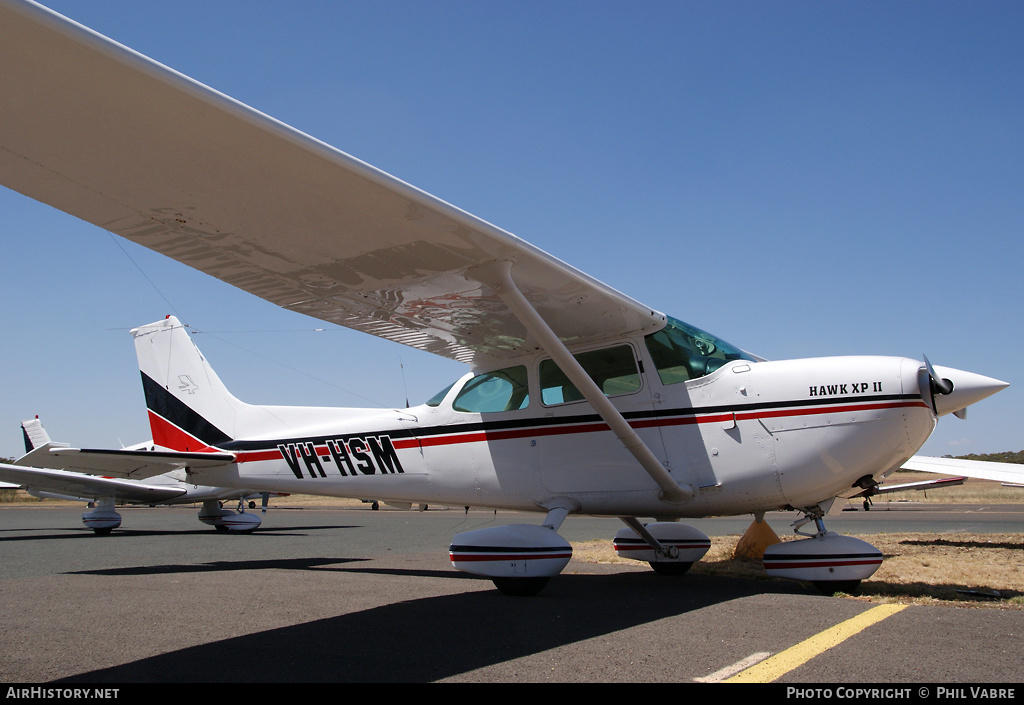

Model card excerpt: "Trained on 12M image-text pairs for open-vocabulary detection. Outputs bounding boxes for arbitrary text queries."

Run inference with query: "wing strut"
[472,260,693,504]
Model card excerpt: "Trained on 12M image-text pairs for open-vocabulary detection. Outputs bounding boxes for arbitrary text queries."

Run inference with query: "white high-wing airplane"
[0,1,1010,595]
[0,418,270,533]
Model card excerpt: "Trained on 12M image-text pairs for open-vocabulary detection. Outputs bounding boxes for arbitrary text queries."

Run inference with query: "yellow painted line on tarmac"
[725,604,908,683]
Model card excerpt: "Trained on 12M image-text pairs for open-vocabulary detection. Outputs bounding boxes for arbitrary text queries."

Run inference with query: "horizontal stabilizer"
[0,462,186,503]
[14,446,235,480]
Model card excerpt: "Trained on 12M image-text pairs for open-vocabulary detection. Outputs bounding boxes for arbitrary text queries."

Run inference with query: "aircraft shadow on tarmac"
[0,524,362,541]
[67,556,379,576]
[52,570,801,684]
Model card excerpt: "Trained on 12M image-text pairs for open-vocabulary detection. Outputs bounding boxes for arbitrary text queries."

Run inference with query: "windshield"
[644,317,755,384]
[424,381,456,407]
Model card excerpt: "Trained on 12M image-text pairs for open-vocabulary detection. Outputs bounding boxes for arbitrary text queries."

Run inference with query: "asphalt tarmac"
[1,502,1022,686]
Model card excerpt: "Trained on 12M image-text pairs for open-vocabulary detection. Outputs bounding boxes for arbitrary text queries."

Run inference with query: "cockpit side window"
[540,344,641,405]
[644,317,755,385]
[452,365,530,413]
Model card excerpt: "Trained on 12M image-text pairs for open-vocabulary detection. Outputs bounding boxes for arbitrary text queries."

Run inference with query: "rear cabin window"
[540,345,641,405]
[452,366,530,413]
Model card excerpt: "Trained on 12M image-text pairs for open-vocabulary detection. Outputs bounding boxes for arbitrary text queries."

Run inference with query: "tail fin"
[21,416,51,452]
[15,416,70,467]
[132,316,243,451]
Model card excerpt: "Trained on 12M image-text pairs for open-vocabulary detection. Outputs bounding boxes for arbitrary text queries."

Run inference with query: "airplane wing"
[0,1,665,367]
[859,475,967,496]
[839,455,1024,502]
[0,462,186,503]
[14,445,237,481]
[901,455,1024,488]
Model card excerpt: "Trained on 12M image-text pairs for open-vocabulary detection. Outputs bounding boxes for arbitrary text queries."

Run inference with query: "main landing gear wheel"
[613,520,711,577]
[199,499,262,533]
[450,522,573,597]
[82,500,121,535]
[492,577,550,596]
[649,561,693,576]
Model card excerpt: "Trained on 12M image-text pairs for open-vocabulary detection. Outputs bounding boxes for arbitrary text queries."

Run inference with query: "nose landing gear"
[763,505,882,595]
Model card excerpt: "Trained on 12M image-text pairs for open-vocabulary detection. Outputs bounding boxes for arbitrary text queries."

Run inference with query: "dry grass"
[571,533,1024,609]
[284,485,1024,609]
[0,488,47,503]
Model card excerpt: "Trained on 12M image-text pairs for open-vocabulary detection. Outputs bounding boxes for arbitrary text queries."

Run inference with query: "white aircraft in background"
[0,1,1010,595]
[843,454,1024,511]
[0,418,271,534]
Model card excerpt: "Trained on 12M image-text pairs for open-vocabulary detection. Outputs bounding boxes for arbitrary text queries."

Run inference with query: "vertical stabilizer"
[132,316,242,451]
[21,417,51,453]
[15,417,70,467]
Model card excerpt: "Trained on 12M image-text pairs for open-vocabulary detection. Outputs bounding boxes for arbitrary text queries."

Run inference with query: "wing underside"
[0,0,664,366]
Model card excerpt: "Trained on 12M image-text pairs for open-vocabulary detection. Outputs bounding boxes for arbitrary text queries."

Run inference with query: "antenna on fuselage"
[399,356,410,408]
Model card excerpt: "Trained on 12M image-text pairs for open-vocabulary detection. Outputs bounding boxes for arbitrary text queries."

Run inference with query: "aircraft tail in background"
[21,417,52,453]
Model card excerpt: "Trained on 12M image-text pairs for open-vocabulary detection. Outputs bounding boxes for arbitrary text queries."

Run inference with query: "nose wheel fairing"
[763,511,882,593]
[764,533,882,594]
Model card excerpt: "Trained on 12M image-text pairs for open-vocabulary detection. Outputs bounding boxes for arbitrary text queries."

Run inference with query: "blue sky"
[2,0,1022,460]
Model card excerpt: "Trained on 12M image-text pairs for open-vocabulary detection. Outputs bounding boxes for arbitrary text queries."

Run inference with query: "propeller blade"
[923,355,953,395]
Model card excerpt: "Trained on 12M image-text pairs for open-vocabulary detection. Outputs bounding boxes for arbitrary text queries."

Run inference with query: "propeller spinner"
[922,355,1007,418]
